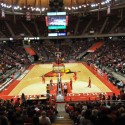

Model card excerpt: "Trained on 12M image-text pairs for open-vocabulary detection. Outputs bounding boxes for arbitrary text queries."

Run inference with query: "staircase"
[52,104,73,125]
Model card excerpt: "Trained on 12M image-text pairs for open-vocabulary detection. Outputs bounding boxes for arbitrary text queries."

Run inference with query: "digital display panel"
[48,33,67,36]
[46,12,68,37]
[48,25,66,30]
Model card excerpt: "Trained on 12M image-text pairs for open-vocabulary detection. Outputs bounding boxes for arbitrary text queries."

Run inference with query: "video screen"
[48,16,66,26]
[46,12,68,37]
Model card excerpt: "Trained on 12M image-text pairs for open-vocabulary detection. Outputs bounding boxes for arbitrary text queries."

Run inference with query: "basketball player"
[88,77,91,88]
[73,72,77,81]
[70,78,73,90]
[50,78,53,90]
[42,75,45,83]
[74,72,77,76]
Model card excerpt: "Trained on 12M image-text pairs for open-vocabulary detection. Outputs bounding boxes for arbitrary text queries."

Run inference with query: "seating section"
[0,41,30,83]
[70,40,94,59]
[1,6,125,125]
[30,39,94,61]
[87,40,125,75]
[0,98,57,125]
[65,94,125,125]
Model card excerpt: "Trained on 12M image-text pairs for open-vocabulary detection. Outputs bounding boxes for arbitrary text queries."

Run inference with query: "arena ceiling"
[3,0,98,7]
[2,0,125,14]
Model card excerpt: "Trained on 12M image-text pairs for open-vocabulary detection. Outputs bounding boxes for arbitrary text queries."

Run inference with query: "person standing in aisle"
[88,77,91,88]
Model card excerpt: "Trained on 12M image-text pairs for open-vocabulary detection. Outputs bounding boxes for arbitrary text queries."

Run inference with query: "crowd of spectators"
[0,38,96,83]
[0,41,31,83]
[30,39,94,62]
[0,94,57,125]
[70,40,94,59]
[87,40,125,75]
[65,90,125,125]
[31,41,59,61]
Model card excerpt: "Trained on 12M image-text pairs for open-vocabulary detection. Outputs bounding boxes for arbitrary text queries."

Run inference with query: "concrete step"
[54,117,73,124]
[54,120,72,123]
[52,123,73,125]
[53,104,73,125]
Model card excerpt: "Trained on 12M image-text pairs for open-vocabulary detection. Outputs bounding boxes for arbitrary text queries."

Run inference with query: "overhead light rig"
[0,0,122,14]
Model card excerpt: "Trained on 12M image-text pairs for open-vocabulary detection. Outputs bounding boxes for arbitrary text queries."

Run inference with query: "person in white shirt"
[64,83,68,96]
[39,111,51,125]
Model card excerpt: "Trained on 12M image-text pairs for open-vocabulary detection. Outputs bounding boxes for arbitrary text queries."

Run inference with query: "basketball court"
[0,63,119,101]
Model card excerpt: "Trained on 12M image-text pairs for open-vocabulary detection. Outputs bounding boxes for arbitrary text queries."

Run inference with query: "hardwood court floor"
[9,63,111,96]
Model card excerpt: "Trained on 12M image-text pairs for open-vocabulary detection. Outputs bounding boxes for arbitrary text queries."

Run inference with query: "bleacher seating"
[87,40,125,75]
[0,41,30,84]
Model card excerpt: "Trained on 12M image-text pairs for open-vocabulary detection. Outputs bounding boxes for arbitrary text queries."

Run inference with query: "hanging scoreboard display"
[45,12,68,37]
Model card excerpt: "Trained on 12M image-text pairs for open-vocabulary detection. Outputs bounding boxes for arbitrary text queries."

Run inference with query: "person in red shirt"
[74,72,77,76]
[70,78,73,90]
[50,78,53,90]
[15,98,20,107]
[73,72,77,81]
[88,77,91,88]
[42,75,45,83]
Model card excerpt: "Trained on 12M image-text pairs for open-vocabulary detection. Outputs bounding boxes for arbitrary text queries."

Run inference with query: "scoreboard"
[45,12,68,37]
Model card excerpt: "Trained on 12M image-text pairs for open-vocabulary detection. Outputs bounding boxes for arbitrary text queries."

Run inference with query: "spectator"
[112,93,117,101]
[39,111,51,125]
[21,93,27,107]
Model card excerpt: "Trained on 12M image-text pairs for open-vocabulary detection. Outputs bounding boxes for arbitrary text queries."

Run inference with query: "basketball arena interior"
[0,0,125,125]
